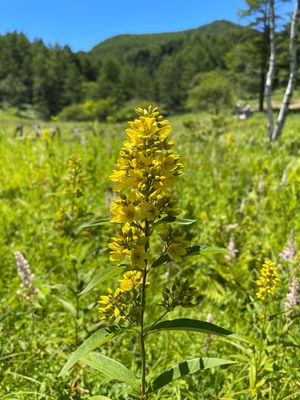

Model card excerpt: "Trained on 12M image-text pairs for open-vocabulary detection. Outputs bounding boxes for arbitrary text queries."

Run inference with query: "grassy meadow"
[0,111,299,399]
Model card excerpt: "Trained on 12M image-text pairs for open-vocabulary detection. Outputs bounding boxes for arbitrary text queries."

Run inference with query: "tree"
[239,0,270,111]
[0,32,32,106]
[31,40,51,118]
[96,58,121,100]
[157,54,192,113]
[241,0,297,140]
[119,65,138,102]
[186,70,234,114]
[60,46,83,106]
[271,0,300,140]
[224,40,263,98]
[265,0,276,139]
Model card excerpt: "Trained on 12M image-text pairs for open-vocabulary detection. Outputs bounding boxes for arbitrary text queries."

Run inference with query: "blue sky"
[0,0,293,52]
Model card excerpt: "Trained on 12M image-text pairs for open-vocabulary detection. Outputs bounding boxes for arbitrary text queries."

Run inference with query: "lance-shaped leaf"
[152,254,171,268]
[185,246,228,256]
[58,326,122,377]
[152,246,227,268]
[148,318,232,336]
[74,218,110,234]
[57,298,77,317]
[80,266,125,296]
[149,357,237,392]
[89,396,113,400]
[154,216,197,226]
[80,352,139,392]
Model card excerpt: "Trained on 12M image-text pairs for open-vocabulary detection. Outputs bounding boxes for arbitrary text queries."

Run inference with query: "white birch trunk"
[271,0,300,141]
[265,0,276,140]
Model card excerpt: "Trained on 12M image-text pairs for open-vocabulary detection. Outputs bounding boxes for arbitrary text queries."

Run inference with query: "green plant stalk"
[71,172,76,233]
[66,240,80,348]
[139,221,151,399]
[74,262,80,347]
[140,266,148,399]
[30,302,35,370]
[70,176,80,347]
[252,302,268,400]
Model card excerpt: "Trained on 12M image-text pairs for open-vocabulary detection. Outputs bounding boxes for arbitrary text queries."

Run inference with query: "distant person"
[33,124,42,138]
[14,124,26,140]
[235,103,252,120]
[235,103,241,116]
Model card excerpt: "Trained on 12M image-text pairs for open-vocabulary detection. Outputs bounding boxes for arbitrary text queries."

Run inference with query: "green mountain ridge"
[90,19,251,62]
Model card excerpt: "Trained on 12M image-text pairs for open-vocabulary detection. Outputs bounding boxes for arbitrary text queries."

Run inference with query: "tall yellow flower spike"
[256,259,279,301]
[100,106,185,322]
[108,106,183,268]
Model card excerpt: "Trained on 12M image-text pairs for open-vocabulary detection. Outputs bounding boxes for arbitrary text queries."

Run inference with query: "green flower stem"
[140,266,148,399]
[75,280,80,346]
[71,260,80,347]
[29,302,35,370]
[140,221,150,399]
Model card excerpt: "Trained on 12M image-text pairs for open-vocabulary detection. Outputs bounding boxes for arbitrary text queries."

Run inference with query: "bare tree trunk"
[265,0,276,140]
[259,6,269,112]
[271,0,300,141]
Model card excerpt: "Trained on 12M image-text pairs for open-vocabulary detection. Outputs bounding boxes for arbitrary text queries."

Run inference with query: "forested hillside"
[0,20,291,119]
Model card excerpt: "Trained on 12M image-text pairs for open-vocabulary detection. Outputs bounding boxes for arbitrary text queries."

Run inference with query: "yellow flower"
[108,224,144,263]
[41,129,51,140]
[131,152,153,170]
[110,202,139,224]
[200,212,209,223]
[98,288,127,321]
[224,132,234,146]
[117,157,131,170]
[110,169,144,192]
[256,259,279,301]
[119,270,143,292]
[108,241,129,263]
[109,170,126,183]
[122,223,138,237]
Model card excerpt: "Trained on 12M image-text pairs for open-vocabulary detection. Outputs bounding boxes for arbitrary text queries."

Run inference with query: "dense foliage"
[0,20,293,120]
[0,112,299,399]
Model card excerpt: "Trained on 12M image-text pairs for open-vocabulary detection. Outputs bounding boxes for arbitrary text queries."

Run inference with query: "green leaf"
[150,357,237,392]
[154,216,197,226]
[151,246,227,268]
[151,254,171,268]
[74,218,110,234]
[58,326,122,377]
[185,246,228,256]
[80,352,139,391]
[89,396,113,400]
[80,266,125,296]
[57,298,76,317]
[148,318,233,336]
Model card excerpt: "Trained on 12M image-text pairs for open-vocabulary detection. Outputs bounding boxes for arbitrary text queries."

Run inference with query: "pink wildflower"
[15,251,38,301]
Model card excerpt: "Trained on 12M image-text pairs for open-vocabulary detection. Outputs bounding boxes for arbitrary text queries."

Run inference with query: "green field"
[0,111,299,399]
